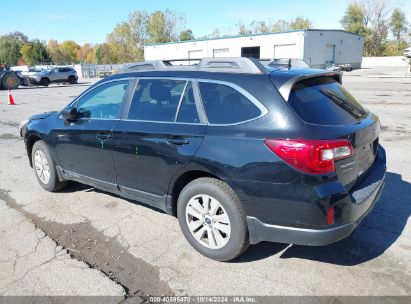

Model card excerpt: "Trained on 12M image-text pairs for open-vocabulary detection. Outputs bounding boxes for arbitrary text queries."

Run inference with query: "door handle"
[96,132,111,141]
[167,137,189,145]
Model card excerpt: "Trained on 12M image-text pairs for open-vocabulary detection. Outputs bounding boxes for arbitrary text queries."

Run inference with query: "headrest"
[150,82,171,101]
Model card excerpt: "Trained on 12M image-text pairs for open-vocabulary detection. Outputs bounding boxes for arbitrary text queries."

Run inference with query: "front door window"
[76,80,130,119]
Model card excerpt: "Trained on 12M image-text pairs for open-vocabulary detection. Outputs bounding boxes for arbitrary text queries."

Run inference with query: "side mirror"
[61,107,78,121]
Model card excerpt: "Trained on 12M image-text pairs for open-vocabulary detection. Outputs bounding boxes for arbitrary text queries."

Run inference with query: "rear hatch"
[277,74,380,190]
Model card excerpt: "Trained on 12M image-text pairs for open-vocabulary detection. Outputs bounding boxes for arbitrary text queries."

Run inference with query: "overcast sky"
[1,0,410,44]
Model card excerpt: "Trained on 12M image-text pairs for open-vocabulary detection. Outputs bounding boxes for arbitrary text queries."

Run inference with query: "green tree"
[389,8,408,50]
[107,21,143,63]
[47,40,64,64]
[179,29,194,41]
[255,21,269,33]
[341,4,369,35]
[106,9,184,63]
[237,22,252,35]
[60,40,80,63]
[384,40,408,55]
[146,9,184,43]
[8,31,29,43]
[237,17,314,35]
[20,40,51,66]
[340,3,389,56]
[76,43,96,63]
[288,16,313,30]
[0,37,21,66]
[95,43,114,64]
[271,20,289,32]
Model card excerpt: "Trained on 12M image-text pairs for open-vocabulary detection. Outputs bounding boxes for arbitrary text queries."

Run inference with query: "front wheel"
[177,177,249,261]
[68,76,77,84]
[32,140,67,192]
[40,78,50,87]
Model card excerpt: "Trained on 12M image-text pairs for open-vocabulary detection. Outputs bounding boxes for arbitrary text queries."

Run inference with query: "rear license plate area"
[357,141,376,176]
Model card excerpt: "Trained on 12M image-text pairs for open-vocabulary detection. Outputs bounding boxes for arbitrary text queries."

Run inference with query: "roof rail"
[123,61,169,71]
[258,58,310,69]
[122,57,268,74]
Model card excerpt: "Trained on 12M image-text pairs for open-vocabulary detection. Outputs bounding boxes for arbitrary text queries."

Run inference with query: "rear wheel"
[177,177,249,261]
[40,78,50,87]
[68,76,77,84]
[1,73,20,89]
[32,140,67,192]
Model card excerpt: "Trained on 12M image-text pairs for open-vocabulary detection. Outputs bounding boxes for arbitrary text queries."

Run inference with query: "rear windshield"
[288,76,367,125]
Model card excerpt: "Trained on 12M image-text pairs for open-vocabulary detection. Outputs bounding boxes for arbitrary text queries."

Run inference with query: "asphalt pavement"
[0,70,409,299]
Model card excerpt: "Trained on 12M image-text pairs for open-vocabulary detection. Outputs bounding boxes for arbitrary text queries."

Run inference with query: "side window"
[176,82,200,123]
[128,79,186,122]
[76,80,130,119]
[198,82,261,124]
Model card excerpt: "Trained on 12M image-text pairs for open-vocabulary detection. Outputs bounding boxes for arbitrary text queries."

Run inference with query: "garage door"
[274,44,299,58]
[325,44,335,64]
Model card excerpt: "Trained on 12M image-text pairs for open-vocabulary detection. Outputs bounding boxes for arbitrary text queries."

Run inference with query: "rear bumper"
[247,180,383,245]
[247,146,386,246]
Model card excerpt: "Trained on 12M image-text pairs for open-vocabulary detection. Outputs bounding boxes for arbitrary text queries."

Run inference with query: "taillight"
[264,139,354,174]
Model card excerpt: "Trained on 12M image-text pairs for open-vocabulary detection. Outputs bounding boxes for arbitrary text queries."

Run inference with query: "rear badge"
[340,161,356,169]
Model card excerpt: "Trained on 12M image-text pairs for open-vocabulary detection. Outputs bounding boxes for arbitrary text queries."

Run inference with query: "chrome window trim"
[67,77,135,108]
[120,118,206,126]
[197,78,268,126]
[97,76,268,127]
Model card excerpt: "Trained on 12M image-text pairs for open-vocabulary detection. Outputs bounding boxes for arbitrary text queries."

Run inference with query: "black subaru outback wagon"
[21,58,386,261]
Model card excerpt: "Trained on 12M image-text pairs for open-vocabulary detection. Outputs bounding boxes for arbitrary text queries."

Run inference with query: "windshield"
[288,76,367,125]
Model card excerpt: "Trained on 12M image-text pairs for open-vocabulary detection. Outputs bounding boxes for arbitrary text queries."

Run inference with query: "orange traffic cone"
[8,89,15,105]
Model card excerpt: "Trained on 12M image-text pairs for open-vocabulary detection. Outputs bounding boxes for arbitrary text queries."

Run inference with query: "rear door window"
[128,79,187,122]
[198,82,261,124]
[288,76,367,125]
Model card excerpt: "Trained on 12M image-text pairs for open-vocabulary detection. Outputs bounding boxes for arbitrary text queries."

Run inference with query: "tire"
[1,72,20,89]
[40,78,50,87]
[32,140,67,192]
[68,76,77,84]
[177,177,249,261]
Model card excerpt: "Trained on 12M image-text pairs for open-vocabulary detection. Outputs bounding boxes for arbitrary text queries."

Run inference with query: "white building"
[144,29,364,69]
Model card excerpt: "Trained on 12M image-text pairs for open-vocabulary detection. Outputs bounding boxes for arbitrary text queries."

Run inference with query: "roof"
[121,58,267,75]
[145,29,363,47]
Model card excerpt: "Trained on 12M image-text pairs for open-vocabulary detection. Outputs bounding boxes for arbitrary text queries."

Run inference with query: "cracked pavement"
[0,199,124,297]
[0,70,410,297]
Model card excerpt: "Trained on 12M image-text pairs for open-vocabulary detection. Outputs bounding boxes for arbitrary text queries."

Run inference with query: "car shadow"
[234,172,410,265]
[59,172,410,266]
[60,181,167,214]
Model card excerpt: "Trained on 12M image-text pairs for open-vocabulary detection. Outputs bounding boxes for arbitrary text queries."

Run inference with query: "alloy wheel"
[34,150,50,184]
[185,194,231,249]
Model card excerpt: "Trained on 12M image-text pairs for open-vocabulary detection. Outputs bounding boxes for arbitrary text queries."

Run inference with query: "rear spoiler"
[276,71,342,101]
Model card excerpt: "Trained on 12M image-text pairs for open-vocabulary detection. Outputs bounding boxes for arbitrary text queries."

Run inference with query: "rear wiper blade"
[320,89,365,119]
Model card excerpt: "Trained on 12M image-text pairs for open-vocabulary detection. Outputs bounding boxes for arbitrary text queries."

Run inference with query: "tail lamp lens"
[264,139,354,174]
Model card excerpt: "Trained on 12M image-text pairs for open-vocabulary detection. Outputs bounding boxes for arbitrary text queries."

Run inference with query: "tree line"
[341,0,409,56]
[0,1,410,66]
